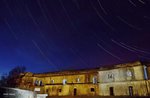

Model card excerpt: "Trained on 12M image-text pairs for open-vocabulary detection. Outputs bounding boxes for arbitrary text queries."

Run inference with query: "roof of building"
[21,60,150,77]
[99,60,143,70]
[33,68,99,77]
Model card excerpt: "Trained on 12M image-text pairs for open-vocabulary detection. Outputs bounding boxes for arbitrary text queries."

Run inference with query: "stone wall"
[99,81,148,96]
[17,61,150,96]
[98,65,145,83]
[44,84,98,96]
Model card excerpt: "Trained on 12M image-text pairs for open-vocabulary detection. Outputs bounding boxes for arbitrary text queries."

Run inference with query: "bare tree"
[0,66,26,87]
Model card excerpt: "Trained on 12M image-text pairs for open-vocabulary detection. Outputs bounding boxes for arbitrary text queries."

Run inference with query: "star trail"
[0,0,150,74]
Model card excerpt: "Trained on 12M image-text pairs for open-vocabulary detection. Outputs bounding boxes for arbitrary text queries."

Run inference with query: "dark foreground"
[46,96,150,98]
[0,87,35,98]
[1,87,149,98]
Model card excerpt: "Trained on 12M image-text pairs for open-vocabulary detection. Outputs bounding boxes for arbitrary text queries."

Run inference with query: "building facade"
[17,61,150,96]
[18,69,99,96]
[98,61,149,96]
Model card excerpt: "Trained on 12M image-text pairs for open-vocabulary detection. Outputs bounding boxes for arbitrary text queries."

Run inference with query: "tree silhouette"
[0,74,8,86]
[0,66,26,87]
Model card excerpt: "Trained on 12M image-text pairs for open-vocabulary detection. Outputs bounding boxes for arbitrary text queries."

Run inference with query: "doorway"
[129,86,133,96]
[74,88,77,96]
[109,87,114,96]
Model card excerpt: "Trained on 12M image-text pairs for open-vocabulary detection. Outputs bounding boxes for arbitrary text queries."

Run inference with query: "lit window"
[63,79,67,85]
[35,80,38,86]
[76,78,80,82]
[39,80,42,86]
[93,76,97,84]
[127,70,132,77]
[51,80,54,83]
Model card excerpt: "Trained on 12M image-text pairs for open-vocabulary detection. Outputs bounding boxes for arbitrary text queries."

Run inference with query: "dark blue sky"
[0,0,150,74]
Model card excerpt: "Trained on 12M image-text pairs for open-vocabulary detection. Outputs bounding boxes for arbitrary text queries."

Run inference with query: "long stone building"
[16,61,150,96]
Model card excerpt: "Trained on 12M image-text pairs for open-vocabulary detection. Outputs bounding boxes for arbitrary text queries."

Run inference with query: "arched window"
[63,79,67,85]
[127,70,132,77]
[92,76,97,84]
[144,65,148,80]
[39,80,42,86]
[108,73,114,79]
[51,80,54,84]
[35,80,38,86]
[76,78,80,83]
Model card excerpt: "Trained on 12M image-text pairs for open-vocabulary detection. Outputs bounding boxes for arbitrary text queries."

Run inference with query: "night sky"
[0,0,150,74]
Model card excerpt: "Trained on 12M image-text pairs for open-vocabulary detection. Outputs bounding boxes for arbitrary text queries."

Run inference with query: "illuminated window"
[127,70,132,77]
[144,65,148,80]
[35,80,38,86]
[63,79,67,85]
[51,80,54,83]
[76,78,80,82]
[93,76,97,84]
[39,80,42,86]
